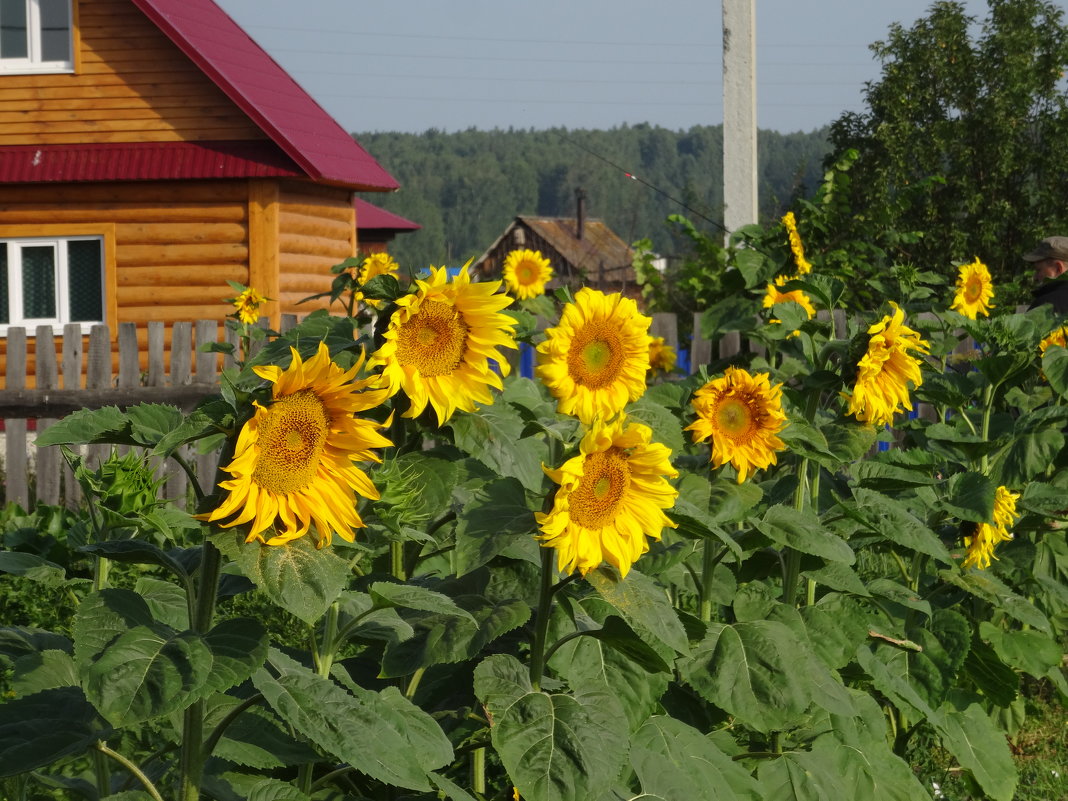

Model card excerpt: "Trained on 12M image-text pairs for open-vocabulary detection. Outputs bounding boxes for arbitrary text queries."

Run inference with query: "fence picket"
[34,327,61,505]
[85,326,112,473]
[61,324,84,509]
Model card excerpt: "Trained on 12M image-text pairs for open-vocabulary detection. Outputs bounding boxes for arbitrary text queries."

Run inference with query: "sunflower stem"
[529,547,557,691]
[471,746,487,795]
[699,541,717,623]
[390,541,406,581]
[979,383,995,474]
[300,603,340,795]
[178,541,222,801]
[782,458,809,606]
[94,741,165,801]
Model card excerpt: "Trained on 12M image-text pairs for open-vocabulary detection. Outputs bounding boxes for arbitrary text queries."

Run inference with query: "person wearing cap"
[1023,236,1068,313]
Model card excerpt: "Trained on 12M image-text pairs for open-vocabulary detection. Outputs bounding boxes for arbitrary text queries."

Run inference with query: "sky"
[214,0,993,135]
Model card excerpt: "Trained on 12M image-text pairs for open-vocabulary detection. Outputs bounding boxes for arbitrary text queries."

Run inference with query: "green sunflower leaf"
[0,687,106,778]
[586,567,690,655]
[224,534,351,625]
[677,620,815,732]
[756,505,855,563]
[452,478,538,576]
[252,648,436,791]
[932,702,1018,801]
[630,716,762,800]
[474,654,629,801]
[844,489,953,564]
[380,595,530,677]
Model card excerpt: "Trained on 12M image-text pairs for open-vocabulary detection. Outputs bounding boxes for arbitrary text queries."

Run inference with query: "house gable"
[0,0,267,147]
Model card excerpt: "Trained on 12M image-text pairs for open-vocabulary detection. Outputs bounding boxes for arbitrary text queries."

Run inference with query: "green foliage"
[2,242,1067,801]
[355,124,830,273]
[826,0,1068,294]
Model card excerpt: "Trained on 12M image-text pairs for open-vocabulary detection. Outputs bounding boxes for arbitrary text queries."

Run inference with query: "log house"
[0,0,400,386]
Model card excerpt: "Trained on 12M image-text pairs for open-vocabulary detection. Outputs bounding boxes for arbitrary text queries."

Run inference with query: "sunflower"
[205,342,392,548]
[648,336,677,377]
[535,415,678,577]
[844,302,930,427]
[536,288,651,423]
[686,367,788,483]
[368,262,517,425]
[356,252,400,309]
[949,258,995,319]
[782,211,812,275]
[231,286,266,325]
[962,485,1019,570]
[1039,325,1068,356]
[502,248,553,300]
[763,274,816,332]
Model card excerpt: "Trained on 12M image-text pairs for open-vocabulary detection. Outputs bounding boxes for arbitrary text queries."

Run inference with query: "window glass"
[38,0,68,62]
[67,239,103,322]
[0,245,8,325]
[0,0,28,60]
[21,243,56,319]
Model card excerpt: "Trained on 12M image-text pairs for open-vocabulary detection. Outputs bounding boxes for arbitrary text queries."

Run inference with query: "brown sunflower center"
[396,299,469,376]
[568,448,630,529]
[964,277,983,302]
[252,389,330,494]
[567,321,624,389]
[715,395,756,438]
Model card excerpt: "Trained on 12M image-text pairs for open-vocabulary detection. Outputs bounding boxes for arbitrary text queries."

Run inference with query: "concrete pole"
[722,0,758,242]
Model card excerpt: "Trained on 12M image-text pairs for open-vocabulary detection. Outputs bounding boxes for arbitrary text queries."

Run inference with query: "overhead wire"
[556,133,728,233]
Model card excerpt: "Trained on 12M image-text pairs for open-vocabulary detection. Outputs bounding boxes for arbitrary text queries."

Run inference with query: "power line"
[556,133,728,233]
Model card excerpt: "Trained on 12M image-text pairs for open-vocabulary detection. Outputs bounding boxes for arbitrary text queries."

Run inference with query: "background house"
[473,190,636,296]
[0,0,399,386]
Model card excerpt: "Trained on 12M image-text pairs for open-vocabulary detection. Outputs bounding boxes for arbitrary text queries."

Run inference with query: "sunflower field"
[1,212,1067,801]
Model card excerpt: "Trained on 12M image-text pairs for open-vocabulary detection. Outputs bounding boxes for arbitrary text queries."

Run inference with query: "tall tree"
[827,0,1068,289]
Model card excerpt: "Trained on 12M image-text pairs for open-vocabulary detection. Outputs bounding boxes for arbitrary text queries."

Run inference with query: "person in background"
[1023,236,1068,313]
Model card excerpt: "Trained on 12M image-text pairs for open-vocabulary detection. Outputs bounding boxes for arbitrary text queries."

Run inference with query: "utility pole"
[722,0,757,243]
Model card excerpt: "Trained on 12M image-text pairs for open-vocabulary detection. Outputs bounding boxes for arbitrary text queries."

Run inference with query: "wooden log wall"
[0,0,265,146]
[277,182,357,316]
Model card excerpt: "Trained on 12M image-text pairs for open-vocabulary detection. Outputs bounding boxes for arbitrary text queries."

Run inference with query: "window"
[0,236,104,333]
[0,0,72,73]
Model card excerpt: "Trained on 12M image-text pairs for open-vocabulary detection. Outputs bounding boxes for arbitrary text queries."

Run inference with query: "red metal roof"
[0,141,306,183]
[130,0,398,191]
[354,198,420,232]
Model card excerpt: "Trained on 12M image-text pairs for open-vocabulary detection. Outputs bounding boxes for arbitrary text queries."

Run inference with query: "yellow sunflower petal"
[686,367,788,483]
[536,287,651,423]
[843,303,930,427]
[503,248,553,300]
[536,416,678,578]
[368,261,517,426]
[206,341,391,548]
[950,258,995,319]
[962,485,1019,570]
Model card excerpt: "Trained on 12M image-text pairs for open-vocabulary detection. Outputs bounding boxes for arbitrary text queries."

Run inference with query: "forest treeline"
[353,124,831,272]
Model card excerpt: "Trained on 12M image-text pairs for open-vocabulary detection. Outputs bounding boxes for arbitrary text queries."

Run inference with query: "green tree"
[826,0,1068,295]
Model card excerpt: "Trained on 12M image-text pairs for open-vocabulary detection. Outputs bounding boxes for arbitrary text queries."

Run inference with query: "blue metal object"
[520,341,535,379]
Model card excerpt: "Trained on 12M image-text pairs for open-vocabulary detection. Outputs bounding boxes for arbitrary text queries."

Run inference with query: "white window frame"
[0,234,105,336]
[0,0,73,74]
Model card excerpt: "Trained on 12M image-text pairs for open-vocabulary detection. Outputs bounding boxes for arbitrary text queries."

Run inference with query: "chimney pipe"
[575,188,586,240]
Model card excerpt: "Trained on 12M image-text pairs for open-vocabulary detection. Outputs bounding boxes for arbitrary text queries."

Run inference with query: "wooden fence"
[0,316,298,511]
[0,307,952,510]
